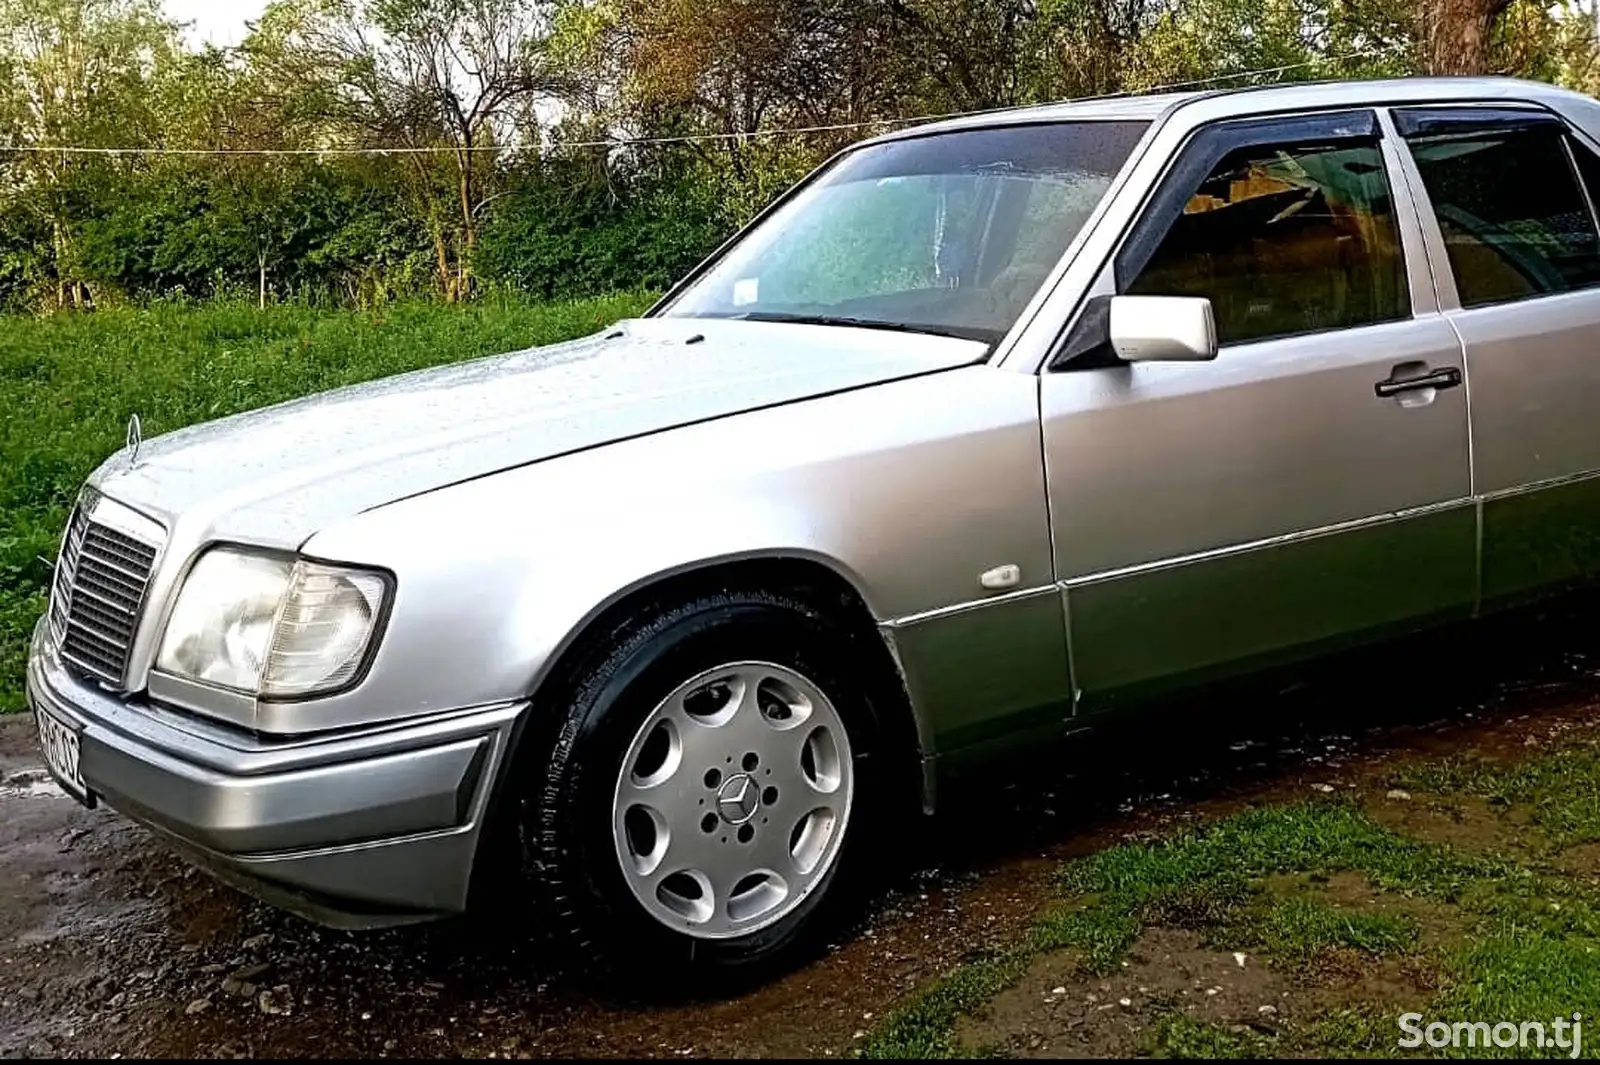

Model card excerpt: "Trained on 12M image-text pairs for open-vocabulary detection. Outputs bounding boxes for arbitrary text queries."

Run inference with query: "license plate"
[34,704,92,806]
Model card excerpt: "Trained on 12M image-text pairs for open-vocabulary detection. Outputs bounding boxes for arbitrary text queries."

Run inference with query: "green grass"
[862,802,1463,1058]
[1152,1004,1406,1059]
[861,754,1600,1060]
[1032,802,1493,978]
[1249,896,1416,962]
[1397,742,1600,848]
[1435,932,1600,1053]
[856,949,1034,1059]
[0,294,655,713]
[1150,1014,1274,1059]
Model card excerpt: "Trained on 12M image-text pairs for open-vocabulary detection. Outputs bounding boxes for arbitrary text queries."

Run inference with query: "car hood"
[89,317,988,548]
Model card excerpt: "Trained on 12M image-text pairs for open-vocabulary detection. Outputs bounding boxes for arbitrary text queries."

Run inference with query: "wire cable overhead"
[0,46,1406,157]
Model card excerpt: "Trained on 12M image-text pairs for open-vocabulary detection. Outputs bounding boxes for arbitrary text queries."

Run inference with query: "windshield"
[659,121,1151,344]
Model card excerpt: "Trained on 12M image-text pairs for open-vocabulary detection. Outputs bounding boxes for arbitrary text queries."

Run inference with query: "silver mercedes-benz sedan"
[26,75,1600,981]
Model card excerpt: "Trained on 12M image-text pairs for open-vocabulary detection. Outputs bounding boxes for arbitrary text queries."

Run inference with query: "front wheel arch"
[528,555,926,806]
[466,556,927,925]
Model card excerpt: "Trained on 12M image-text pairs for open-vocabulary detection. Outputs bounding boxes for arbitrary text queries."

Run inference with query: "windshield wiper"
[720,312,997,346]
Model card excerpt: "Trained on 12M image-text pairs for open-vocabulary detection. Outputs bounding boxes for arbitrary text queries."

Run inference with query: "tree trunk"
[456,145,476,302]
[431,221,456,303]
[51,214,68,312]
[1418,0,1516,75]
[258,247,269,311]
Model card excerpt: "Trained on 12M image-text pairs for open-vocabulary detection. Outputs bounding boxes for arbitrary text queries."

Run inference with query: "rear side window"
[1399,117,1600,308]
[1124,138,1410,345]
[1574,135,1600,217]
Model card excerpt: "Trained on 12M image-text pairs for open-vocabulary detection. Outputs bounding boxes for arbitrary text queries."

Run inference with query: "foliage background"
[0,0,1595,315]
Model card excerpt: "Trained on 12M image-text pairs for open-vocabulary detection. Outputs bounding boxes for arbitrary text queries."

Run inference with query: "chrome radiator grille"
[47,493,162,687]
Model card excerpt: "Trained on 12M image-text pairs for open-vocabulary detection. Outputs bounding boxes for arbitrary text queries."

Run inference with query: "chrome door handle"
[1375,366,1462,398]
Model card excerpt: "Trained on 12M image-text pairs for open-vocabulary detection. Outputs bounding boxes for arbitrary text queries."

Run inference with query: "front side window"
[1399,117,1600,308]
[660,121,1151,344]
[1125,137,1410,346]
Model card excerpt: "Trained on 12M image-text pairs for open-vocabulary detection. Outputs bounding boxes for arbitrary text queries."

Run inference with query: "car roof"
[857,76,1583,147]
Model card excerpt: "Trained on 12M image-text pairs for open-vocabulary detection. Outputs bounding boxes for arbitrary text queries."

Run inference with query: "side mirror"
[1050,293,1219,370]
[1109,295,1218,363]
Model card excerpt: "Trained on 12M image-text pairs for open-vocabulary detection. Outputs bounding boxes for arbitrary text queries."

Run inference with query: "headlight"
[156,548,389,698]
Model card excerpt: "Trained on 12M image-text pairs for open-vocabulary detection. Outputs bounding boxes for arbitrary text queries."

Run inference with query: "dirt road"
[4,597,1598,1060]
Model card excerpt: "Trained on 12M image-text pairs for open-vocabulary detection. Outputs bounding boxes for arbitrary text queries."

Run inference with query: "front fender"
[289,366,1053,738]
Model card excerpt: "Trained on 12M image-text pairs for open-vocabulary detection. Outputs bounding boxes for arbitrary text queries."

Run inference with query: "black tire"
[521,589,890,992]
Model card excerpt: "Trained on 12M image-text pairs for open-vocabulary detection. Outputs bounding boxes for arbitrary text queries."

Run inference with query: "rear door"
[1039,109,1477,711]
[1391,105,1600,607]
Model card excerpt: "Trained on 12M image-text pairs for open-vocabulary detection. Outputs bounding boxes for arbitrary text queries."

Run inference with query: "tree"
[1414,0,1513,74]
[0,0,180,308]
[883,0,1041,110]
[247,0,569,300]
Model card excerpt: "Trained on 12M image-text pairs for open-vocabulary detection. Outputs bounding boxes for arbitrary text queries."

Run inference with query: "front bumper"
[25,618,527,928]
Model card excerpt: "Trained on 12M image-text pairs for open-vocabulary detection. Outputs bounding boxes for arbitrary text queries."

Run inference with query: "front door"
[1039,110,1476,711]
